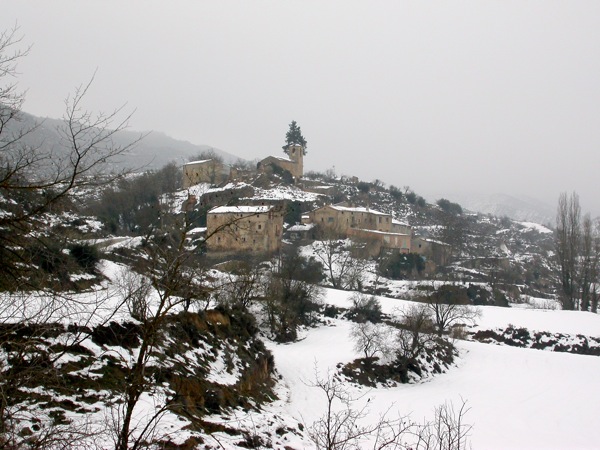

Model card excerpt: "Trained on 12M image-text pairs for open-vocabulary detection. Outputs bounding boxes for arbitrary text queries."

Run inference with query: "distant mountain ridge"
[449,192,556,226]
[6,111,243,171]
[9,111,559,227]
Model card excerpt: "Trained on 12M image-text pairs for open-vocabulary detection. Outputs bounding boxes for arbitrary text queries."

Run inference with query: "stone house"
[411,237,452,266]
[307,204,395,234]
[206,205,284,254]
[306,204,412,254]
[285,223,317,243]
[183,159,230,188]
[347,228,412,257]
[257,144,304,181]
[197,183,255,209]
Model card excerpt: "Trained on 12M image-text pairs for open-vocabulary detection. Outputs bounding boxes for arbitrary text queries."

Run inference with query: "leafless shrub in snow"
[350,321,395,360]
[308,368,472,450]
[413,399,472,450]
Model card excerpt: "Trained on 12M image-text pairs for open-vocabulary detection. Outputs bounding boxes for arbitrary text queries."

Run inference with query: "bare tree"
[0,26,147,446]
[313,238,367,290]
[395,304,438,383]
[424,288,481,337]
[591,221,600,313]
[308,369,412,450]
[263,246,323,342]
[555,192,581,310]
[350,322,394,360]
[211,260,264,310]
[112,216,212,450]
[308,368,472,450]
[0,27,29,139]
[414,400,472,450]
[108,209,275,448]
[0,29,142,289]
[578,214,600,312]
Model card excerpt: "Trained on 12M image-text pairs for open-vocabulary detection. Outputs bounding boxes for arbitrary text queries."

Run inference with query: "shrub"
[70,243,100,272]
[379,252,425,280]
[437,198,463,215]
[428,284,470,305]
[348,292,382,323]
[389,185,403,201]
[466,284,492,305]
[357,181,371,194]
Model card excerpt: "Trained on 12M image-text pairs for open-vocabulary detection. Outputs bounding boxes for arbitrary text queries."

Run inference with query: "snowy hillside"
[1,109,595,449]
[273,291,600,449]
[193,288,600,449]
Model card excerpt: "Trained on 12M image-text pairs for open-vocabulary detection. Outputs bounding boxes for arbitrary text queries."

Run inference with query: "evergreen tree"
[282,120,307,155]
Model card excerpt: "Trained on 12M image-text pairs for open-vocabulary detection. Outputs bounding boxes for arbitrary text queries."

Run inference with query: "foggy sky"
[2,1,599,216]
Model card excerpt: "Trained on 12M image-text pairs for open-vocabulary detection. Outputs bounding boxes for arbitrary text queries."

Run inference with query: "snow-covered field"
[261,289,600,450]
[6,266,598,449]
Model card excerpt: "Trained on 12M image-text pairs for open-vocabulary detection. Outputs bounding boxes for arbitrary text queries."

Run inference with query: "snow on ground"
[0,260,162,326]
[7,263,598,448]
[471,304,600,336]
[265,288,600,449]
[91,236,144,250]
[517,221,553,234]
[249,185,322,202]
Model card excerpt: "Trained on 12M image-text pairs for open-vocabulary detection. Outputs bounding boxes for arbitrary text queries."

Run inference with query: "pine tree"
[282,120,307,155]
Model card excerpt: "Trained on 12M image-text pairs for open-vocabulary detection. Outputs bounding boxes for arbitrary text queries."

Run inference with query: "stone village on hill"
[181,143,450,266]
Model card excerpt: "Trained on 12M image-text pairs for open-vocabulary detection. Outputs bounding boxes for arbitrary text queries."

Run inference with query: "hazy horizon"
[2,1,599,216]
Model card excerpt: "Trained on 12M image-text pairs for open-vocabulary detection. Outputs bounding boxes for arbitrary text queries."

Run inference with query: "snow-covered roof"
[270,156,294,163]
[327,205,388,216]
[392,219,411,227]
[184,159,212,166]
[209,205,273,214]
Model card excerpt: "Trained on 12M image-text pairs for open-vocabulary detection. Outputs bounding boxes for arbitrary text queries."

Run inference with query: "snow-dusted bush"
[348,292,382,323]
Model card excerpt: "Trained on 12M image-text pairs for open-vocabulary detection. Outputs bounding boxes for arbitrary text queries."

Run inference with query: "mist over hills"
[445,192,556,227]
[7,111,242,171]
[10,110,562,226]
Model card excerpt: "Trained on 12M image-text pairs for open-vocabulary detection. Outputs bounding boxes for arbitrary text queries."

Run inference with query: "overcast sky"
[2,1,599,216]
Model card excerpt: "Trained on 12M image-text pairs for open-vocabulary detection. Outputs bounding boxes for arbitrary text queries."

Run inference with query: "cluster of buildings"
[183,144,450,265]
[183,144,304,189]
